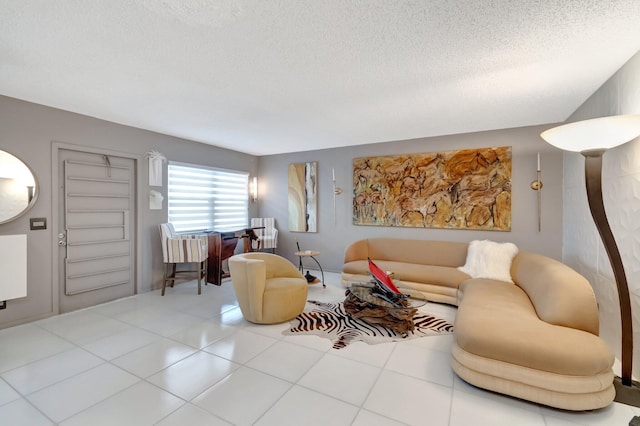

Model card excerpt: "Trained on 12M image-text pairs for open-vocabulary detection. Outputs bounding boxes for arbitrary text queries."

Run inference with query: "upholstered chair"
[228,252,307,324]
[158,223,208,295]
[250,217,278,252]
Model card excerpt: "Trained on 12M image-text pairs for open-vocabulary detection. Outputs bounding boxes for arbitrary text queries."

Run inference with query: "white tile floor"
[1,271,639,425]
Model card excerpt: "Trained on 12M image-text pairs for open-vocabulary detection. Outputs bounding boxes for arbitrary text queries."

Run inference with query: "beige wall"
[563,50,640,377]
[0,95,258,328]
[258,124,564,273]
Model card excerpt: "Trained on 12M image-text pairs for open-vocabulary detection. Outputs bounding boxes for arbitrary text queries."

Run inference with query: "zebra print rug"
[283,300,454,349]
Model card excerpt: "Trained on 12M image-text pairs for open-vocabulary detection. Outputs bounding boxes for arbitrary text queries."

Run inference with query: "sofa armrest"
[511,251,599,335]
[344,239,369,263]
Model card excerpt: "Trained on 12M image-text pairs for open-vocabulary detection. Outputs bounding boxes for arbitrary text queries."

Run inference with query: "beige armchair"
[158,223,208,295]
[228,252,307,324]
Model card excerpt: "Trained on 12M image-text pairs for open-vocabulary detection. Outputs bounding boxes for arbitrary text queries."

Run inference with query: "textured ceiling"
[2,1,640,156]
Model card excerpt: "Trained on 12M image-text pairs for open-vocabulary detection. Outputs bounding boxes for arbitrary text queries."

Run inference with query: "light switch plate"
[30,218,47,230]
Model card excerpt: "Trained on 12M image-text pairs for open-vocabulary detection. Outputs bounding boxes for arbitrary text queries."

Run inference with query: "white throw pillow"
[457,239,483,277]
[458,240,519,283]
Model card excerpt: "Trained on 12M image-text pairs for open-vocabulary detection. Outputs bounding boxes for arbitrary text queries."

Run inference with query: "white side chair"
[250,217,278,253]
[158,223,208,295]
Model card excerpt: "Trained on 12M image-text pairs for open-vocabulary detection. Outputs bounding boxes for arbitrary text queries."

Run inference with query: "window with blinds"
[167,163,249,233]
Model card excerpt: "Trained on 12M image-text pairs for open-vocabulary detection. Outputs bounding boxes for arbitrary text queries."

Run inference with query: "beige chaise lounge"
[342,238,615,411]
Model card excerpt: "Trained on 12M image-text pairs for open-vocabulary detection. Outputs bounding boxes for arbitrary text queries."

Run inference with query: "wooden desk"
[203,232,231,285]
[203,228,262,285]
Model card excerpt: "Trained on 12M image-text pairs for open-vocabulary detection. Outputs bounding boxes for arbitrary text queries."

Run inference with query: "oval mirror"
[0,150,39,224]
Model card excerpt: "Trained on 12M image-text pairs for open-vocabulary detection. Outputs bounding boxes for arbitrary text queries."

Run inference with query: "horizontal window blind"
[168,163,249,233]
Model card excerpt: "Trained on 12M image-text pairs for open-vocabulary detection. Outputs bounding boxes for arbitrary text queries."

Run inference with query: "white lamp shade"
[540,114,640,152]
[250,176,258,201]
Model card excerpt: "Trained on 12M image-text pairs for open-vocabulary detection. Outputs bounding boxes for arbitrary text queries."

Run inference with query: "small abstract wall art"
[288,161,317,232]
[353,147,512,231]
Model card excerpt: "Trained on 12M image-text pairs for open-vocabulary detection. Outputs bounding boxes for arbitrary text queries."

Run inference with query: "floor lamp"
[541,114,640,407]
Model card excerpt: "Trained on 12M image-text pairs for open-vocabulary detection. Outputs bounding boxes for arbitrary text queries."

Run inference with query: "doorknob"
[58,240,67,246]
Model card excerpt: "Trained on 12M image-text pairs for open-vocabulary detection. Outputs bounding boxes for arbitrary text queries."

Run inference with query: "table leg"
[309,256,326,288]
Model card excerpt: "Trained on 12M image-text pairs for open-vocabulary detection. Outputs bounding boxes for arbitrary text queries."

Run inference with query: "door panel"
[68,225,127,244]
[65,268,131,296]
[67,211,128,227]
[58,149,135,312]
[66,240,130,259]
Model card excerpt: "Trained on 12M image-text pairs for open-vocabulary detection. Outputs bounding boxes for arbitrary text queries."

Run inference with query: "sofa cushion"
[343,259,470,289]
[455,279,613,376]
[344,238,469,267]
[458,240,518,283]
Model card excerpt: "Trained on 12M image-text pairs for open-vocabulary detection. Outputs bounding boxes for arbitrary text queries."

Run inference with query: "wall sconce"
[149,190,163,210]
[13,166,36,206]
[26,185,34,204]
[530,152,543,232]
[250,176,258,203]
[541,114,640,407]
[145,150,166,187]
[332,168,342,223]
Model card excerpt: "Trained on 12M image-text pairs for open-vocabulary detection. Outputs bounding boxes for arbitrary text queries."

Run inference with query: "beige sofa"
[342,238,615,411]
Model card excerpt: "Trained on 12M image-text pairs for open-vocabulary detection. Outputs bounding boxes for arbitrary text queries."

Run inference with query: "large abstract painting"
[353,147,512,231]
[288,161,317,232]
